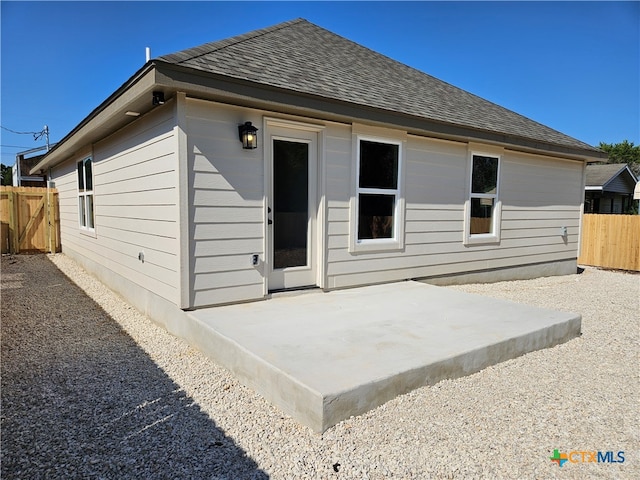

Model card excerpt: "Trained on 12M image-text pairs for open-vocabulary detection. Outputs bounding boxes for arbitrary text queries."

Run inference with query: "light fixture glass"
[238,122,258,149]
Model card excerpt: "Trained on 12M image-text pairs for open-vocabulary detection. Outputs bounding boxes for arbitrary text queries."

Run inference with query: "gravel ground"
[2,254,638,479]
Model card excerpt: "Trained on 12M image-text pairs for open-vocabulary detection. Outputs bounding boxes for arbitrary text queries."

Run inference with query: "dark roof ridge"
[159,18,306,65]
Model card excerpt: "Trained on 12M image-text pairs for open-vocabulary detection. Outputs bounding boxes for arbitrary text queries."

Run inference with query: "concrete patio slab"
[185,281,581,432]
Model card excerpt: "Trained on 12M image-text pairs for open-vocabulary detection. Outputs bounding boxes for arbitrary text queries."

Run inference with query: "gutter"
[32,59,608,174]
[155,61,607,162]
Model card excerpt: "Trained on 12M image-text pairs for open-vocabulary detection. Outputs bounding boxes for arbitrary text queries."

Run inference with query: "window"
[352,137,404,251]
[77,158,94,230]
[465,153,501,244]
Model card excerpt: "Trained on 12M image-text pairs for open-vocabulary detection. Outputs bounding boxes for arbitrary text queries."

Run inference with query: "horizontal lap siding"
[325,125,352,288]
[326,134,582,288]
[53,106,180,304]
[501,154,582,247]
[56,161,84,244]
[605,174,634,194]
[187,99,264,307]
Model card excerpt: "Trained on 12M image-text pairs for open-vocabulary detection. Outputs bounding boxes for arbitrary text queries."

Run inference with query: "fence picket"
[578,214,640,271]
[0,186,60,254]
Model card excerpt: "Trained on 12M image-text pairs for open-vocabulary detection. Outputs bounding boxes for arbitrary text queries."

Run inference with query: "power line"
[0,125,41,135]
[0,125,50,150]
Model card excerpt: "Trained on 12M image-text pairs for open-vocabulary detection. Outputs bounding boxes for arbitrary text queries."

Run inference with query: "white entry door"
[267,127,318,291]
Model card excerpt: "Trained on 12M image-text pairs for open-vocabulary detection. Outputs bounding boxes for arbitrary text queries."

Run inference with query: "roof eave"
[30,62,159,174]
[154,62,606,162]
[34,58,607,174]
[601,164,632,190]
[622,164,638,183]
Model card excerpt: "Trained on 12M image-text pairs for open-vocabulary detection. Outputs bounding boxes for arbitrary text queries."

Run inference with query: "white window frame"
[350,135,405,253]
[77,157,95,233]
[464,151,502,245]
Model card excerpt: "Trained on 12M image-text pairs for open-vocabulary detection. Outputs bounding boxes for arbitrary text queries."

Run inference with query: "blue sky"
[1,1,638,166]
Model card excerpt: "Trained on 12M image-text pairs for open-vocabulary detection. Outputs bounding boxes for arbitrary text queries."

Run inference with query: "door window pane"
[359,140,398,189]
[358,194,394,239]
[274,140,308,269]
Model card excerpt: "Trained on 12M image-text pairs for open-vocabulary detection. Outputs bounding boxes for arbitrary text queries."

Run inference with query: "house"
[12,146,50,187]
[584,163,638,214]
[31,19,606,327]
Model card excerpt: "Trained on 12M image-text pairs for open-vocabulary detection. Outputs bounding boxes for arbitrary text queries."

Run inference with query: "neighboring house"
[584,163,638,214]
[12,146,50,187]
[31,19,606,326]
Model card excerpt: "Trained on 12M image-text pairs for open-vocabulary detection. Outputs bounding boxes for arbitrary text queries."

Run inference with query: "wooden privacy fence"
[578,214,640,271]
[0,186,60,254]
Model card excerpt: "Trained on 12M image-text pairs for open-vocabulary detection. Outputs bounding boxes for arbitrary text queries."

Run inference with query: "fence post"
[7,190,18,254]
[47,190,59,253]
[54,192,60,252]
[45,190,52,253]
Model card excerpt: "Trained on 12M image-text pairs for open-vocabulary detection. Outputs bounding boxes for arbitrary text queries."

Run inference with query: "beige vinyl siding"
[325,124,352,275]
[326,134,583,288]
[55,159,85,244]
[54,99,585,307]
[500,152,582,248]
[52,105,180,305]
[186,98,264,307]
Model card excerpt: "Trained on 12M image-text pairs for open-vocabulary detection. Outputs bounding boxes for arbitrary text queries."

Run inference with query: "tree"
[1,163,13,186]
[598,140,640,176]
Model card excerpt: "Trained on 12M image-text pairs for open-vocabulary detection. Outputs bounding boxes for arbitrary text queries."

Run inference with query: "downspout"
[577,161,587,262]
[15,154,22,186]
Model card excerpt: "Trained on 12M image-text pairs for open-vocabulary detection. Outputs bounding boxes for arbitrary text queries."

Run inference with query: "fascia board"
[20,175,46,181]
[154,62,607,163]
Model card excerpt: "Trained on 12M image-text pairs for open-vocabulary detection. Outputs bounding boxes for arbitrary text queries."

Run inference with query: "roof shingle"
[158,19,600,154]
[585,163,631,187]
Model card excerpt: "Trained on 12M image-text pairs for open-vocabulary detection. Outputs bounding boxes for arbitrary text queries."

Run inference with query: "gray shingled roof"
[585,163,630,187]
[158,18,599,154]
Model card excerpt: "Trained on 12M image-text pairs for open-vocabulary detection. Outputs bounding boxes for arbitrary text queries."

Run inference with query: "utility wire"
[1,125,50,150]
[0,125,41,135]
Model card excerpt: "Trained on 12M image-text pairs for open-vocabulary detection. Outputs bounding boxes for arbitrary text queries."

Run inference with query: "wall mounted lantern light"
[238,121,258,149]
[152,91,165,106]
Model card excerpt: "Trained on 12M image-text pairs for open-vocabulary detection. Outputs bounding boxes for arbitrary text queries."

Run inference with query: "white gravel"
[2,253,639,479]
